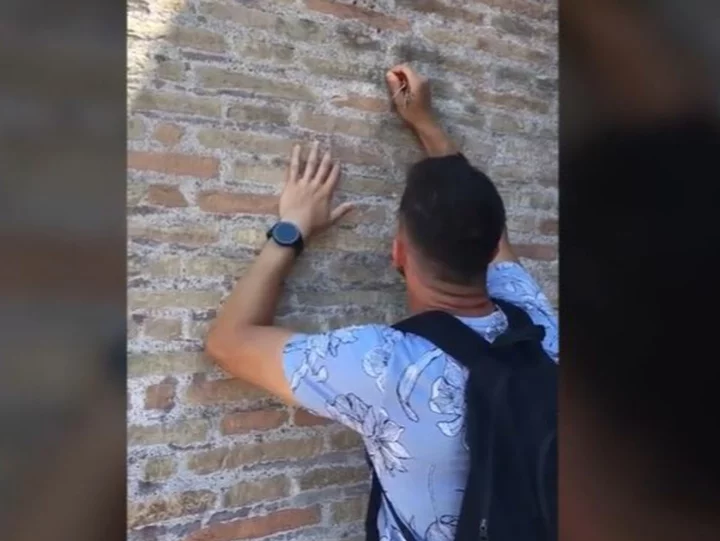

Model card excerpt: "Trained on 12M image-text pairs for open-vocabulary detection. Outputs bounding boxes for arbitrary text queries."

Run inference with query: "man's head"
[393,154,506,300]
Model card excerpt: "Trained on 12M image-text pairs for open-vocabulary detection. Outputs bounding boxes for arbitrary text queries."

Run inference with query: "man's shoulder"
[283,322,402,354]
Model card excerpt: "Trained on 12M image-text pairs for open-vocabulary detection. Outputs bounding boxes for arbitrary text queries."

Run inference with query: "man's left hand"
[278,141,354,239]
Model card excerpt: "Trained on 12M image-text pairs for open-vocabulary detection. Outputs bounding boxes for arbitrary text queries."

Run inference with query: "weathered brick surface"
[220,409,289,435]
[331,496,369,524]
[185,506,321,541]
[187,436,326,474]
[153,123,185,147]
[145,456,178,482]
[298,466,369,490]
[129,490,216,528]
[294,408,333,427]
[223,475,291,508]
[145,376,178,411]
[128,150,219,178]
[128,0,557,538]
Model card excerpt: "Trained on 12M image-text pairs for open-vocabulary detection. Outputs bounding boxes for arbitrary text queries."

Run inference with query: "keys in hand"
[385,64,433,128]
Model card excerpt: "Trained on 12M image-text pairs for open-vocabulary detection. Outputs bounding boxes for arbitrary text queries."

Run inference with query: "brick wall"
[127,0,557,539]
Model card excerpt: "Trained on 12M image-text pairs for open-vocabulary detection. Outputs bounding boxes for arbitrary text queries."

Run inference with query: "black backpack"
[365,298,557,541]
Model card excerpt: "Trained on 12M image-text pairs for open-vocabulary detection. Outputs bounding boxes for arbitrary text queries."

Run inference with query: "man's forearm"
[212,243,295,334]
[413,118,458,157]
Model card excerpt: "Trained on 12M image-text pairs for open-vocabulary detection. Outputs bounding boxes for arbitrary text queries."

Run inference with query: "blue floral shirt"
[283,261,558,541]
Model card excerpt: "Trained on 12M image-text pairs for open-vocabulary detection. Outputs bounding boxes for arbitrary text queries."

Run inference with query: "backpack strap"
[491,298,547,348]
[365,453,416,541]
[365,303,547,541]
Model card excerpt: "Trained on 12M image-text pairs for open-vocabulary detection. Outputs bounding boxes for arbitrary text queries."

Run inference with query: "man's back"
[282,261,558,540]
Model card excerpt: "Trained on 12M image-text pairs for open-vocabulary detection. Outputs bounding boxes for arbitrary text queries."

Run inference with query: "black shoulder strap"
[491,299,547,348]
[393,310,494,364]
[394,302,545,361]
[365,453,416,541]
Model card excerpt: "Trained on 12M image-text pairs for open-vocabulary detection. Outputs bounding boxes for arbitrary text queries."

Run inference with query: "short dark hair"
[399,154,506,286]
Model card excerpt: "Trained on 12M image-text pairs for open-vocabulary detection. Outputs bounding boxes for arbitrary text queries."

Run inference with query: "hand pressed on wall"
[279,141,355,239]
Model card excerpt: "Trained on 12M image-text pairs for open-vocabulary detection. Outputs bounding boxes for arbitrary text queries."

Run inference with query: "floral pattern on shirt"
[283,262,558,540]
[327,392,411,476]
[429,360,467,438]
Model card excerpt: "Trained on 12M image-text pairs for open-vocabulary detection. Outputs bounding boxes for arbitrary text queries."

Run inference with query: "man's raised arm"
[385,64,518,264]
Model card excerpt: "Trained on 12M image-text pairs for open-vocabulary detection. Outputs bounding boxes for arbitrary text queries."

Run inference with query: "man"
[206,64,558,540]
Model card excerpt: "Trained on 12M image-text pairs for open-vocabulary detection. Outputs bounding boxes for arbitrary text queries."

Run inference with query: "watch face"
[273,221,300,245]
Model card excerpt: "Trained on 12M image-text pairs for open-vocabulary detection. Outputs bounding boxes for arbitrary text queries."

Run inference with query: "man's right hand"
[386,64,457,158]
[385,64,434,130]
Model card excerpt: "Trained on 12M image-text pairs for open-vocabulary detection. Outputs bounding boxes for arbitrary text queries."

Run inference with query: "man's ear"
[392,235,405,270]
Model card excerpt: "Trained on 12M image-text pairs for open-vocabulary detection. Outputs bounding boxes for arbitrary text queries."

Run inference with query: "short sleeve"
[282,324,406,430]
[488,261,559,361]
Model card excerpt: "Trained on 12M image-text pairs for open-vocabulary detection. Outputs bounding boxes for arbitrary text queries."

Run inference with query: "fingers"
[301,141,320,183]
[385,70,403,95]
[313,151,333,186]
[295,143,340,192]
[288,144,301,183]
[388,63,420,88]
[330,202,355,224]
[320,159,341,195]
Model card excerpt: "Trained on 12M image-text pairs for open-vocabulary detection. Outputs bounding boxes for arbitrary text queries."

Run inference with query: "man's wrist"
[413,119,457,157]
[261,240,298,277]
[278,216,312,240]
[410,114,438,134]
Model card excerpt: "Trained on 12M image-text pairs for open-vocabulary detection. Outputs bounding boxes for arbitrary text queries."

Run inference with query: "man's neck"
[408,276,495,318]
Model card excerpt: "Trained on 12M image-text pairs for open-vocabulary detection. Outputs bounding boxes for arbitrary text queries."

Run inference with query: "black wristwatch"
[266,221,304,256]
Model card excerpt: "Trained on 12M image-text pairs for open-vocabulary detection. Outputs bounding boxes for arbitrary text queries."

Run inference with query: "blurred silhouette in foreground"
[0,1,126,541]
[562,1,720,540]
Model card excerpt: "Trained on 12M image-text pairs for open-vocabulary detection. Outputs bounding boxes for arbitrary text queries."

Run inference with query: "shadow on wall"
[127,1,557,540]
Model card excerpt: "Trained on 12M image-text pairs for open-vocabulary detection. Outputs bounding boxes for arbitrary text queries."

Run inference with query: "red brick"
[331,93,387,113]
[197,191,278,215]
[128,151,219,179]
[153,123,184,147]
[294,409,332,427]
[185,376,267,405]
[539,218,558,236]
[146,185,188,208]
[145,377,178,411]
[304,0,410,31]
[395,0,484,24]
[220,409,289,435]
[184,506,321,541]
[514,243,557,261]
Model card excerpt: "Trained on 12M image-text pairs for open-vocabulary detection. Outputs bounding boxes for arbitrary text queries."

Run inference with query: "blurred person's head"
[392,154,506,312]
